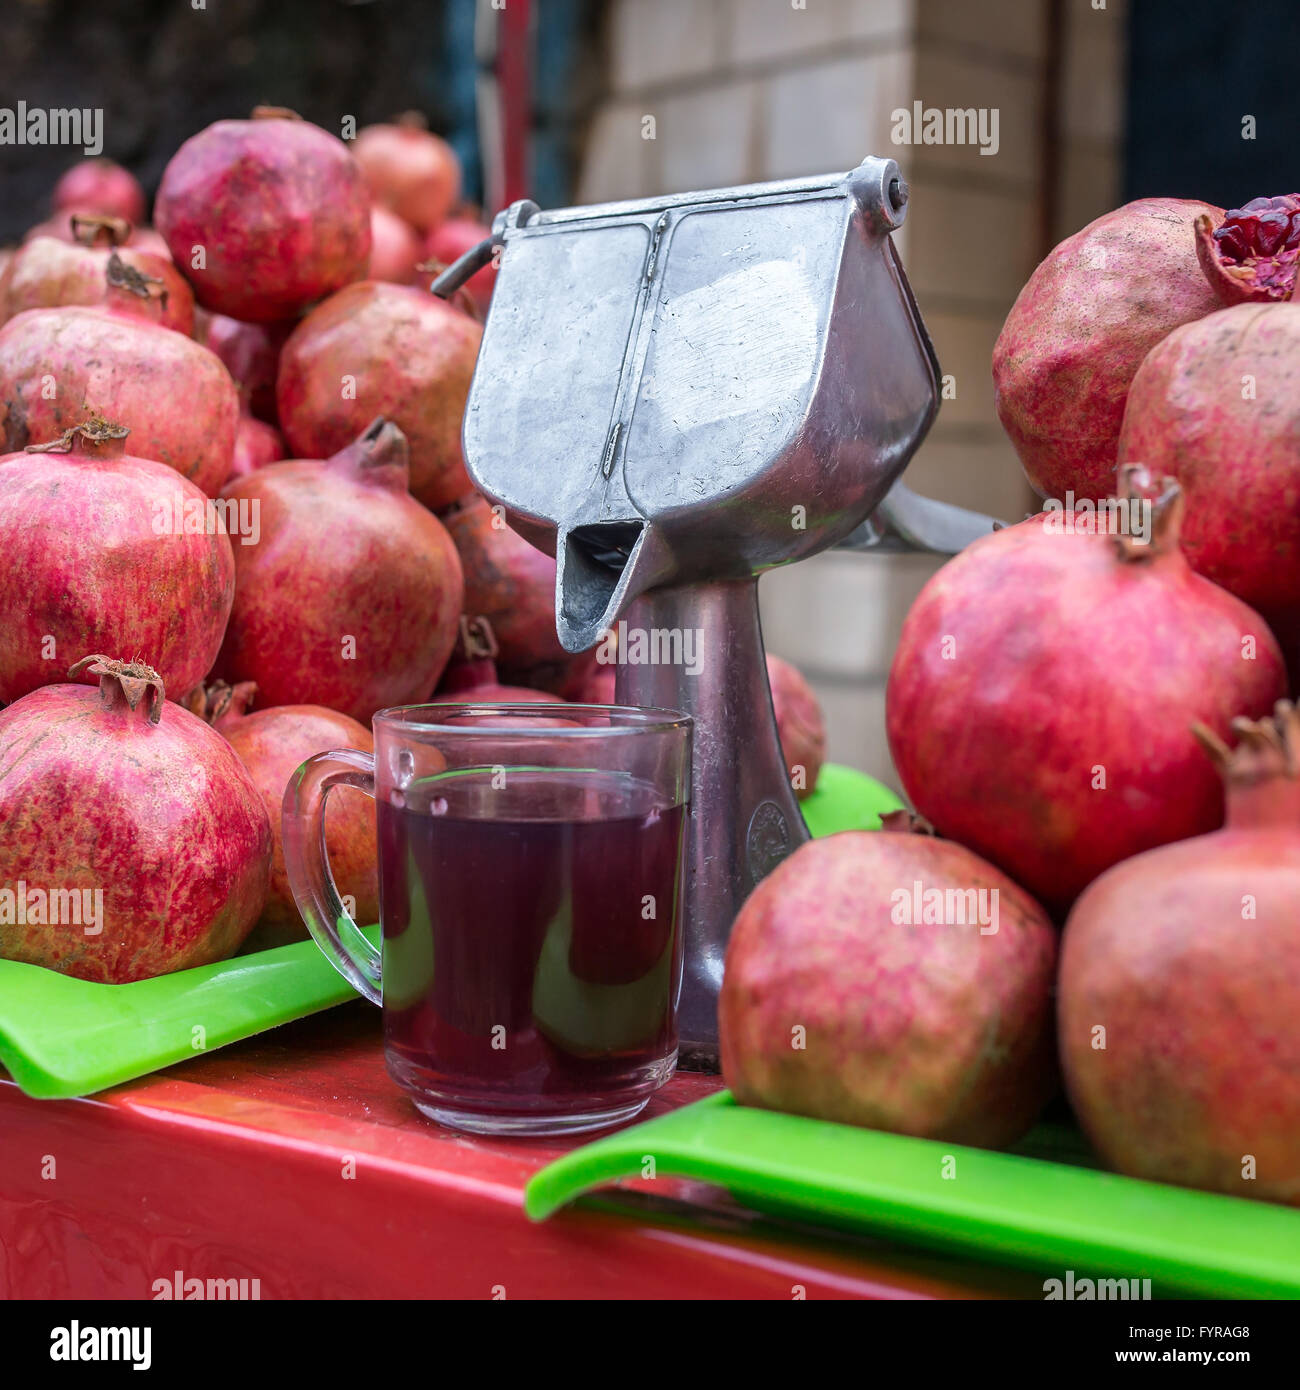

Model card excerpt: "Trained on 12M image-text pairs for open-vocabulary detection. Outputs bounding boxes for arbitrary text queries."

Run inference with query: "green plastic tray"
[525,1092,1300,1298]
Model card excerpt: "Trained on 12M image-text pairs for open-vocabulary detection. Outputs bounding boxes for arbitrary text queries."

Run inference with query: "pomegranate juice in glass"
[283,703,691,1135]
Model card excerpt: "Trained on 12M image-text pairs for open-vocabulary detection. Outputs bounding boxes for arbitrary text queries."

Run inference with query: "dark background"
[0,0,602,242]
[1126,0,1298,209]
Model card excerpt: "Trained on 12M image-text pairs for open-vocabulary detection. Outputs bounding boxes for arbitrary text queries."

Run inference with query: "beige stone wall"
[573,0,1127,790]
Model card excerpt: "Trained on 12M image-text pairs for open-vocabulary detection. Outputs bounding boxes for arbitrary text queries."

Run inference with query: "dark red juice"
[379,768,686,1127]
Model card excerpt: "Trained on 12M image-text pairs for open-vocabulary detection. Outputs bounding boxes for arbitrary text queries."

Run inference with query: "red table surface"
[0,1003,1038,1299]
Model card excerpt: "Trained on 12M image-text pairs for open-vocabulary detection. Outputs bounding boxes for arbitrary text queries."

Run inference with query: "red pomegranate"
[994,198,1222,503]
[277,281,481,513]
[190,682,378,947]
[720,817,1058,1147]
[1118,301,1300,648]
[1195,194,1300,304]
[194,310,293,426]
[368,205,424,284]
[52,158,146,225]
[0,216,193,334]
[215,418,463,721]
[0,655,270,983]
[0,258,239,495]
[155,108,371,322]
[425,216,496,313]
[886,468,1288,916]
[436,616,570,703]
[1059,702,1300,1204]
[353,115,460,233]
[228,415,286,483]
[766,654,826,800]
[0,417,235,704]
[440,493,570,680]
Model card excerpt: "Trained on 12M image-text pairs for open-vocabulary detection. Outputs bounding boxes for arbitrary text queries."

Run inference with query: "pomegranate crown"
[106,250,168,310]
[68,654,166,724]
[25,416,130,453]
[1193,701,1300,786]
[181,680,258,726]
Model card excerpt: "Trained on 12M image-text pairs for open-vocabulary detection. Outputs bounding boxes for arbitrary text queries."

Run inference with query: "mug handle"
[282,748,381,1005]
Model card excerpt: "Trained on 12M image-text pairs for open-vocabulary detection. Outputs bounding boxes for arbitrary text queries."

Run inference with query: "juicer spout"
[554,520,668,653]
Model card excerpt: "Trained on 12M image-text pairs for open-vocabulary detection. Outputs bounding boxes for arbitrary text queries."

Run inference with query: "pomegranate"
[368,205,424,284]
[0,655,270,983]
[766,654,826,800]
[993,198,1223,503]
[0,216,194,334]
[52,158,146,225]
[194,310,293,425]
[353,114,460,233]
[425,216,496,314]
[228,415,285,483]
[189,682,378,947]
[720,816,1058,1147]
[0,258,239,495]
[1060,702,1300,1204]
[440,493,570,680]
[0,417,235,704]
[1118,301,1300,647]
[436,616,570,703]
[215,418,463,721]
[1195,194,1300,305]
[155,108,371,322]
[277,281,481,513]
[886,468,1288,916]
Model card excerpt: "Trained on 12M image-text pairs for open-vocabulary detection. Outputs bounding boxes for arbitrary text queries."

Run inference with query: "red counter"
[0,1004,1036,1299]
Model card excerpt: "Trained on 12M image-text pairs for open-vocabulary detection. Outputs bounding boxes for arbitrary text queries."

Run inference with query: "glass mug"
[282,703,692,1136]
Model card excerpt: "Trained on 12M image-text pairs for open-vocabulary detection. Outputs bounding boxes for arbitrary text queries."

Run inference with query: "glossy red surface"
[0,1004,1034,1298]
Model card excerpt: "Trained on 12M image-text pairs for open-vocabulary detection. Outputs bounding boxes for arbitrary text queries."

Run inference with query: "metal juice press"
[435,156,991,1069]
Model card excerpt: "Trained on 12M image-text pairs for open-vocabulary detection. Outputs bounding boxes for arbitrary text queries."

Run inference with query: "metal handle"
[429,237,498,299]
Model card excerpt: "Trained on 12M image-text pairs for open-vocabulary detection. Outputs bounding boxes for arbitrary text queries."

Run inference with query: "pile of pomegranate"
[723,192,1300,1204]
[0,124,830,999]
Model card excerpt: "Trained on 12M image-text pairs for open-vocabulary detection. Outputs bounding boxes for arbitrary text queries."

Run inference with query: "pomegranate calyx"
[69,212,131,248]
[106,250,168,309]
[25,416,130,454]
[395,110,430,131]
[1112,464,1183,563]
[879,809,936,837]
[67,654,166,725]
[1193,701,1300,786]
[333,417,410,486]
[251,106,303,122]
[1195,198,1300,306]
[182,679,258,726]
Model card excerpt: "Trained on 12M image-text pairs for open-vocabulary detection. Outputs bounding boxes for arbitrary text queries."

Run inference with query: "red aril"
[0,655,270,983]
[155,108,371,322]
[1117,301,1300,667]
[1060,702,1300,1204]
[0,418,235,704]
[994,198,1222,503]
[353,115,460,234]
[0,257,239,495]
[52,158,146,225]
[1195,194,1300,304]
[0,216,194,334]
[886,468,1288,916]
[720,817,1058,1147]
[277,281,481,513]
[215,419,463,721]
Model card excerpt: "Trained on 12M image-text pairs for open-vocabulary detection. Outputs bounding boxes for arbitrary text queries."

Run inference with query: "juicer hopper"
[436,157,973,1068]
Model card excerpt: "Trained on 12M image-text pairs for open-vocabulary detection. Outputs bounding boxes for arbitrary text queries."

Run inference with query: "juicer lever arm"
[429,236,499,299]
[838,480,1004,556]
